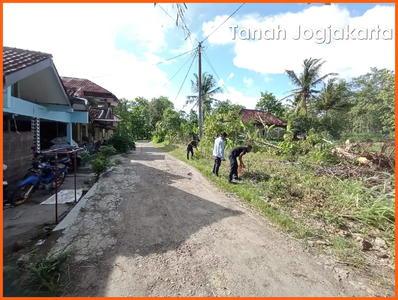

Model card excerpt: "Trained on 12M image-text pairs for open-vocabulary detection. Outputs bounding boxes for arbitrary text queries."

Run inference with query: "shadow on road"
[137,143,179,154]
[65,148,243,296]
[130,152,166,161]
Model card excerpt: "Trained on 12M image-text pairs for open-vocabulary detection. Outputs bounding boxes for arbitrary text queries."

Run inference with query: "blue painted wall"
[3,92,88,124]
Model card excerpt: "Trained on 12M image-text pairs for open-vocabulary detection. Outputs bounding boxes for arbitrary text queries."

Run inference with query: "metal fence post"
[55,152,58,224]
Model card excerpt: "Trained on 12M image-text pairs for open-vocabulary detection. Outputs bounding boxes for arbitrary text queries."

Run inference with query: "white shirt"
[213,137,225,159]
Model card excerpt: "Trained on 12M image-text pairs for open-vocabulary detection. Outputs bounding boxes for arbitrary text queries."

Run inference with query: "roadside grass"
[4,251,72,297]
[152,141,395,268]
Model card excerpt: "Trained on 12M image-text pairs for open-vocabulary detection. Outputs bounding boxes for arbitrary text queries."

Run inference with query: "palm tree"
[315,78,353,116]
[185,72,223,116]
[283,58,338,116]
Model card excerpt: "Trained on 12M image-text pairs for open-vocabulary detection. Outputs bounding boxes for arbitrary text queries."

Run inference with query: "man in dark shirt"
[228,145,252,183]
[186,138,200,160]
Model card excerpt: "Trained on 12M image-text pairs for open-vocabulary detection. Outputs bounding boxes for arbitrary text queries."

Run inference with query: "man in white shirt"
[212,132,228,176]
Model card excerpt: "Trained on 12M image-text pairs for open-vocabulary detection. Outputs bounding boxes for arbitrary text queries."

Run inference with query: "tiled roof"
[89,106,111,120]
[3,46,53,77]
[88,106,119,122]
[239,109,287,127]
[61,76,118,102]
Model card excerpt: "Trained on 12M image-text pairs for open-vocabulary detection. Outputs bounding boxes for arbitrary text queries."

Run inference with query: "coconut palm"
[283,58,338,116]
[314,78,353,116]
[185,72,223,116]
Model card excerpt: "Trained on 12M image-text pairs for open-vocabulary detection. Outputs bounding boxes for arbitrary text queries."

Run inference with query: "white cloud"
[218,78,225,87]
[243,77,254,87]
[203,4,395,79]
[264,76,272,82]
[169,33,199,54]
[202,14,240,45]
[213,86,259,109]
[227,73,234,80]
[3,3,183,101]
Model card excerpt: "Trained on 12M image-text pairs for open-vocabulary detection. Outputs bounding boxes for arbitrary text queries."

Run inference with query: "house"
[3,46,90,182]
[238,109,287,138]
[61,77,120,142]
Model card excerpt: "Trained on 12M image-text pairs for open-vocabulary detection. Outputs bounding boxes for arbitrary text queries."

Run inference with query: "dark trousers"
[187,146,194,159]
[213,157,221,176]
[229,155,238,181]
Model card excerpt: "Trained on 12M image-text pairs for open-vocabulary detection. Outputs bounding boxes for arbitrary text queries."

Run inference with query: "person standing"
[212,132,228,176]
[186,138,200,160]
[228,145,252,183]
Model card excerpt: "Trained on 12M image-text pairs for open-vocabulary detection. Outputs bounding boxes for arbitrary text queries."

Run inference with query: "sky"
[3,3,395,113]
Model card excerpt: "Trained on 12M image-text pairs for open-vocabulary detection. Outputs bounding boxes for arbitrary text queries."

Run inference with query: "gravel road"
[53,141,379,297]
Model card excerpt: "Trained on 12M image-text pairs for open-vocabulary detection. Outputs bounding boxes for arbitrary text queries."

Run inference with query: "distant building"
[238,109,287,138]
[61,77,120,142]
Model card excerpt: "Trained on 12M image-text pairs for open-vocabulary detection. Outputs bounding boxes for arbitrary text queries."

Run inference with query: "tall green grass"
[153,141,395,267]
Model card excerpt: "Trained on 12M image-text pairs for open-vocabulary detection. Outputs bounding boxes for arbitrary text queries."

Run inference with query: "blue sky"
[4,3,395,113]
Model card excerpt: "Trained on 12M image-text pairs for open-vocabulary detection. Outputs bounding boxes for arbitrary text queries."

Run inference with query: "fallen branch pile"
[332,140,395,171]
[314,165,376,180]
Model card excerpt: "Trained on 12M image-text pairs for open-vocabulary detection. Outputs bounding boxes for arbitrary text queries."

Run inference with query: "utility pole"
[198,42,202,139]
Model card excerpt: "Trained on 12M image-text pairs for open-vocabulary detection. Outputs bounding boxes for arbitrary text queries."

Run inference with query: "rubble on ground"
[332,140,394,171]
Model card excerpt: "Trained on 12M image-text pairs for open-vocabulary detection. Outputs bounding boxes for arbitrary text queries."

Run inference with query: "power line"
[201,3,245,43]
[186,32,195,48]
[156,3,176,23]
[154,48,196,66]
[156,3,199,45]
[174,3,200,44]
[202,49,229,92]
[85,48,195,79]
[87,49,196,79]
[162,49,197,87]
[174,50,198,102]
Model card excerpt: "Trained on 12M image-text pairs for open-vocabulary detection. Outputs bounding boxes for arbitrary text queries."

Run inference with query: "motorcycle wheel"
[11,184,35,206]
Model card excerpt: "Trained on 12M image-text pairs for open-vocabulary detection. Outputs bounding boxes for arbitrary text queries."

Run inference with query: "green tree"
[149,96,174,129]
[284,58,337,116]
[255,92,286,118]
[162,107,182,140]
[212,99,245,115]
[314,78,352,117]
[349,68,395,134]
[130,97,151,139]
[186,72,223,116]
[114,98,132,136]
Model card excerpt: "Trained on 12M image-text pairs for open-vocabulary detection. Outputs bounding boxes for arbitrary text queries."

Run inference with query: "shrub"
[109,130,135,153]
[84,146,116,181]
[98,146,116,157]
[91,156,112,180]
[152,130,166,143]
[29,252,71,293]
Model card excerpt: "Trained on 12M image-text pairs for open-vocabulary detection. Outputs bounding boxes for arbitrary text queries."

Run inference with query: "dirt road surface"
[51,142,381,297]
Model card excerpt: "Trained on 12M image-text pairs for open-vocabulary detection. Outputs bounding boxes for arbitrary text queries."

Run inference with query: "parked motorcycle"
[48,137,83,170]
[24,150,70,180]
[11,162,68,206]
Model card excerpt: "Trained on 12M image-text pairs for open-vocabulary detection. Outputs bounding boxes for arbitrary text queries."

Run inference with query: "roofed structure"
[3,46,53,78]
[61,76,119,104]
[61,76,120,131]
[239,109,287,127]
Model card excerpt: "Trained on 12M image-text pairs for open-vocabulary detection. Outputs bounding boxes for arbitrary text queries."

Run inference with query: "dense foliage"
[112,61,394,153]
[111,59,395,270]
